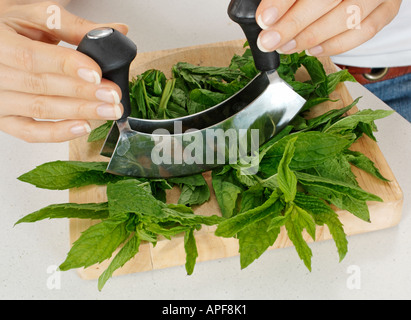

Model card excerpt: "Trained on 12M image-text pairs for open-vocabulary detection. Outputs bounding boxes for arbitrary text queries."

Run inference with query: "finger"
[0,63,122,104]
[0,91,123,121]
[0,31,103,83]
[7,1,129,45]
[279,0,386,54]
[257,0,343,52]
[256,0,297,30]
[306,2,398,57]
[0,116,91,143]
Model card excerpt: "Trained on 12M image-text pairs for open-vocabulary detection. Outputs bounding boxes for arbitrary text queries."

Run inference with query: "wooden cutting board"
[68,39,404,280]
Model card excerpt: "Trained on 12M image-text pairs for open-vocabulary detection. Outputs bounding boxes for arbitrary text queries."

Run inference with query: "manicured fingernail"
[306,45,324,57]
[95,88,121,104]
[70,123,91,136]
[257,30,281,52]
[97,104,122,119]
[77,68,101,84]
[277,39,297,54]
[257,7,279,30]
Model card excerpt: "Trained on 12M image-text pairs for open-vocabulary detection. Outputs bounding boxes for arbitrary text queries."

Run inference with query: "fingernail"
[257,30,281,52]
[97,104,122,119]
[70,123,91,136]
[306,45,324,57]
[95,88,121,104]
[277,39,297,54]
[257,7,279,30]
[77,68,101,84]
[113,23,129,34]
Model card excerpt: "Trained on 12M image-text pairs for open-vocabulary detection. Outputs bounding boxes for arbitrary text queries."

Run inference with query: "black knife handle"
[77,28,137,120]
[228,0,280,72]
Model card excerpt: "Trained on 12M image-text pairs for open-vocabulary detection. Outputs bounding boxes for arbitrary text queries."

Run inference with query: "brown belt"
[336,64,411,85]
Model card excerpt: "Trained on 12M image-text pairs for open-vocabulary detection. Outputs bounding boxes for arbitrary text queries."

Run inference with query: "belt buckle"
[363,68,389,81]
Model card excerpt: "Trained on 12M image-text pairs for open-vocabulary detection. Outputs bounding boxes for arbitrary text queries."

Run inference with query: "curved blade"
[101,71,305,178]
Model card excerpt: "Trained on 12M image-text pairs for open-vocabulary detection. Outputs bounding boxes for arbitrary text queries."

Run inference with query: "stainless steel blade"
[100,71,306,178]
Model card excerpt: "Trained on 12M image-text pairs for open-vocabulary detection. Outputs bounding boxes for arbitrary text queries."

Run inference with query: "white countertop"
[1,0,410,300]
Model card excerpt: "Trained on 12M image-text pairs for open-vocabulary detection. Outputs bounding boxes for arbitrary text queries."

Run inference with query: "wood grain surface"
[68,40,403,280]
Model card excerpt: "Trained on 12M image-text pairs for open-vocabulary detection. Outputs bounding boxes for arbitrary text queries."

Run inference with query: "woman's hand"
[0,1,129,143]
[256,0,402,56]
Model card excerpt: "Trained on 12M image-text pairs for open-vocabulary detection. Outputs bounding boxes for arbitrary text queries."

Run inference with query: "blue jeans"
[364,72,411,122]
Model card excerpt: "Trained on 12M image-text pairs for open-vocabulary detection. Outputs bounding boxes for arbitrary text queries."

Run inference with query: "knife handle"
[77,28,137,120]
[228,0,280,72]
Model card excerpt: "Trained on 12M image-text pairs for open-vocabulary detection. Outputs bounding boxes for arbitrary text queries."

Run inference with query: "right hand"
[0,1,129,143]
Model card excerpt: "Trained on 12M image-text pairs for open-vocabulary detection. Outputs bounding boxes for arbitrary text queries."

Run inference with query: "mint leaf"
[238,216,281,269]
[260,132,352,176]
[285,212,313,271]
[277,137,298,202]
[18,161,124,190]
[211,169,243,218]
[107,180,166,218]
[215,190,282,238]
[98,234,141,291]
[327,69,356,95]
[324,109,394,136]
[294,206,316,241]
[88,121,113,142]
[161,204,222,226]
[15,202,109,225]
[344,150,390,182]
[59,215,130,271]
[296,172,382,222]
[145,224,190,240]
[301,55,328,97]
[184,228,198,275]
[169,174,210,206]
[295,192,348,261]
[310,153,358,186]
[303,98,360,132]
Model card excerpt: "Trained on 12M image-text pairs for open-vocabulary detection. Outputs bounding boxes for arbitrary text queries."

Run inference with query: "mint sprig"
[15,47,393,290]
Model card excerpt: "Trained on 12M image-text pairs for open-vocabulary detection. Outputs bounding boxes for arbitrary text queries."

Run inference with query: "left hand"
[256,0,403,56]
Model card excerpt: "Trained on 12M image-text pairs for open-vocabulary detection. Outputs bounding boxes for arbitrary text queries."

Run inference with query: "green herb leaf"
[215,190,282,238]
[18,161,124,190]
[238,216,282,269]
[324,109,394,136]
[161,204,222,226]
[295,192,348,261]
[15,202,109,225]
[107,180,166,218]
[211,169,243,218]
[184,228,198,275]
[296,171,382,222]
[277,137,298,202]
[285,209,313,271]
[98,234,141,291]
[88,121,113,142]
[344,150,390,182]
[59,215,130,271]
[169,174,210,206]
[327,69,357,95]
[260,132,351,176]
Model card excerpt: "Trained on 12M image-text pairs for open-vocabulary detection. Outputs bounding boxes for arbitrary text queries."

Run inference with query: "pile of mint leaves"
[16,46,393,290]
